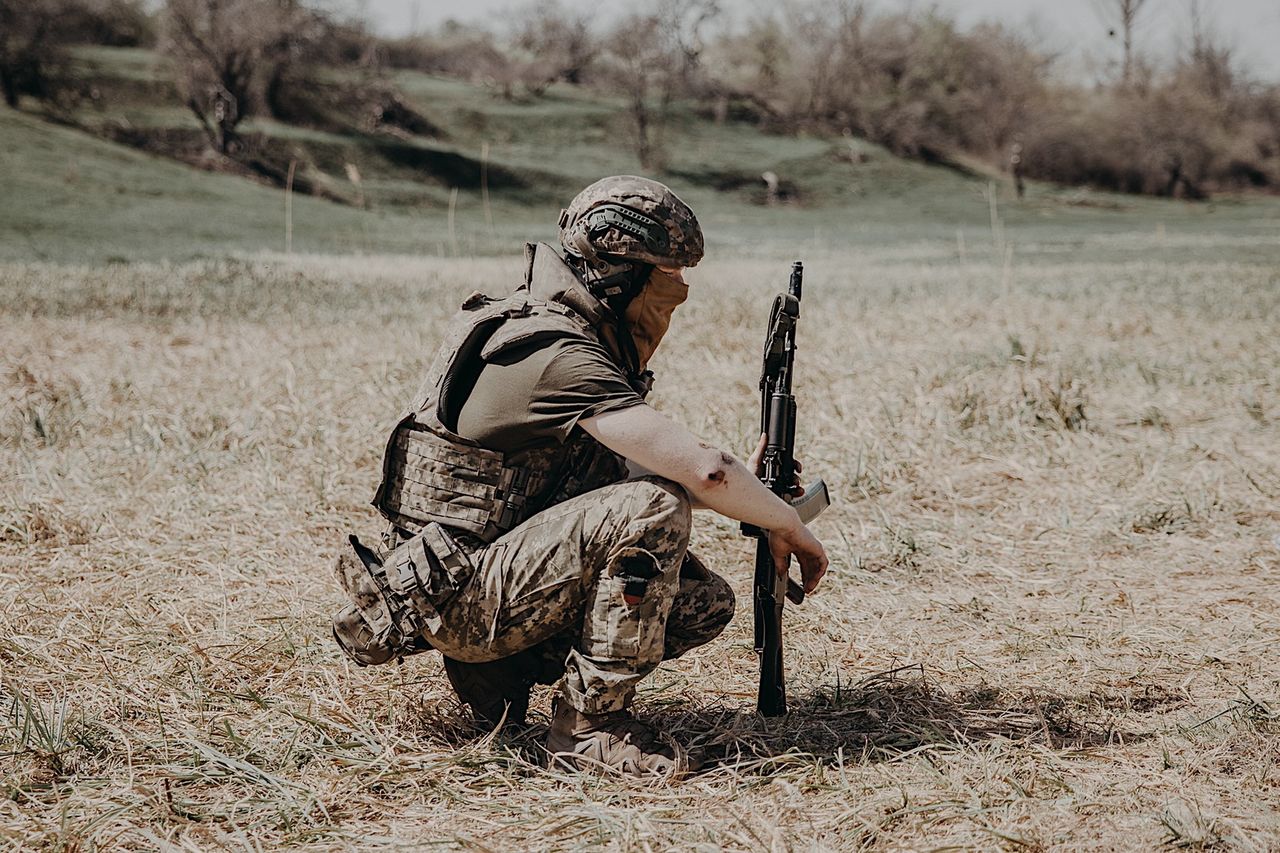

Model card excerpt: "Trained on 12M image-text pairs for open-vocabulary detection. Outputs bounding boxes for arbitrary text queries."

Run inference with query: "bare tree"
[605,13,688,170]
[511,0,597,88]
[1183,0,1234,99]
[259,4,331,121]
[161,0,306,153]
[659,0,721,81]
[1093,0,1152,86]
[608,15,666,169]
[743,15,786,91]
[601,0,721,169]
[725,0,871,131]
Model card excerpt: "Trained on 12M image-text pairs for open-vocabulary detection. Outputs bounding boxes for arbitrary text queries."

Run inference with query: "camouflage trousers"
[424,476,736,714]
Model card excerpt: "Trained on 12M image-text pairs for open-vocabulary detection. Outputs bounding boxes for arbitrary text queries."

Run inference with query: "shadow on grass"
[650,664,1173,772]
[400,664,1179,775]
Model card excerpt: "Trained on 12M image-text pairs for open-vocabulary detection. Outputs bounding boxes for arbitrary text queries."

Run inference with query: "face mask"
[624,268,688,370]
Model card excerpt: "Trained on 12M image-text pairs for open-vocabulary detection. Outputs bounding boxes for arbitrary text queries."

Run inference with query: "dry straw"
[2,242,1278,849]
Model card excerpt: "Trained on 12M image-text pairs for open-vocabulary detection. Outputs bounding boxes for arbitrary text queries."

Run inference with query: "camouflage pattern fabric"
[331,523,470,667]
[424,476,735,714]
[559,176,704,269]
[663,549,735,661]
[514,549,735,686]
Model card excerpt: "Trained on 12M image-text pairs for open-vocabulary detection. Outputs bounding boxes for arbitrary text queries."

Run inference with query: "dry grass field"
[2,235,1279,850]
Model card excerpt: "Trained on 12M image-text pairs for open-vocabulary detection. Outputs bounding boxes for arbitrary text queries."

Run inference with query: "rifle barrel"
[789,261,803,300]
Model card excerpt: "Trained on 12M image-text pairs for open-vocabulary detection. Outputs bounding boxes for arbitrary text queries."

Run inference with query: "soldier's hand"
[768,522,828,594]
[747,433,805,498]
[747,432,767,474]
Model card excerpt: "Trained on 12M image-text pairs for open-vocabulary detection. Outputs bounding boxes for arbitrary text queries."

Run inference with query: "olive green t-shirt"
[454,336,643,458]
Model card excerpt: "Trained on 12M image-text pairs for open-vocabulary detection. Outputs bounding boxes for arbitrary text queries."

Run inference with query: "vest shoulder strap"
[480,302,595,362]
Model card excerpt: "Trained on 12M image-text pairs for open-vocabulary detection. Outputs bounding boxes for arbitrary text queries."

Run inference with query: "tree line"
[4,0,1278,199]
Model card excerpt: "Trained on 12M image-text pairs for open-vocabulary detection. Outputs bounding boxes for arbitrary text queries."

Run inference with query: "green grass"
[2,45,1279,264]
[72,45,168,84]
[0,109,449,261]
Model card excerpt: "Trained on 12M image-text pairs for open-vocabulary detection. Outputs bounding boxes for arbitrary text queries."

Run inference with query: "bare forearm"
[680,449,801,531]
[581,405,801,533]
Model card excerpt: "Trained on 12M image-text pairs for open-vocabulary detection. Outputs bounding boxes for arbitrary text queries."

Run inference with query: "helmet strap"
[563,251,653,379]
[565,251,650,303]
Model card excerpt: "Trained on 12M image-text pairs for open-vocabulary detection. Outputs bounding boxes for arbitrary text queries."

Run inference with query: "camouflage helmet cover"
[559,175,704,269]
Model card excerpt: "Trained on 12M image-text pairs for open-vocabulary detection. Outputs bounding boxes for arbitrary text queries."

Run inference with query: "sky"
[342,0,1280,81]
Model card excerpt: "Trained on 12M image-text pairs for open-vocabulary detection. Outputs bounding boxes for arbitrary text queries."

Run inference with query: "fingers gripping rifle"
[742,261,830,717]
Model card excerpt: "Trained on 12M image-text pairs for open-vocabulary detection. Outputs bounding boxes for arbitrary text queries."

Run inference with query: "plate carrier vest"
[333,244,644,666]
[372,243,634,546]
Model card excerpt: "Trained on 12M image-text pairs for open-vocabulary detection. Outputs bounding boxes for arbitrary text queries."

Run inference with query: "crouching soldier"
[331,176,828,778]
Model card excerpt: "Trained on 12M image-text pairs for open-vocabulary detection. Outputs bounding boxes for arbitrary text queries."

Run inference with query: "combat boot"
[546,699,694,779]
[442,654,535,730]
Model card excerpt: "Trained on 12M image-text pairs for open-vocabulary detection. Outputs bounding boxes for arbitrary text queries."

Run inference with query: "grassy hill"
[3,45,1280,263]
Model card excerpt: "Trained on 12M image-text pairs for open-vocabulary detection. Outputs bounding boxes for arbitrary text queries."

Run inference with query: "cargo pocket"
[680,550,712,582]
[332,526,473,666]
[334,538,393,636]
[592,547,662,661]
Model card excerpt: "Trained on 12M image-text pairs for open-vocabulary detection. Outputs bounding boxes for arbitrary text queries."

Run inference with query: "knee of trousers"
[669,568,736,648]
[626,476,693,555]
[702,571,737,635]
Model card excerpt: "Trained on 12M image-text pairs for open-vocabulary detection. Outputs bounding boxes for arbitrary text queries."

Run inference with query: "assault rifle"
[742,261,830,717]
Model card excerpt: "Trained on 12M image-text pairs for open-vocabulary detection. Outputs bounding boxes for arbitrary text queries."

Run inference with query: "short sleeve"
[453,335,643,456]
[530,339,644,442]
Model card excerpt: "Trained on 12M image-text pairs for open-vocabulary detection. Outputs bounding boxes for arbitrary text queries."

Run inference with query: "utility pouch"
[384,522,472,629]
[331,524,472,667]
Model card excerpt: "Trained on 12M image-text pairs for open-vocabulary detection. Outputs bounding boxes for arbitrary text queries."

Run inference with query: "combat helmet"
[559,176,703,298]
